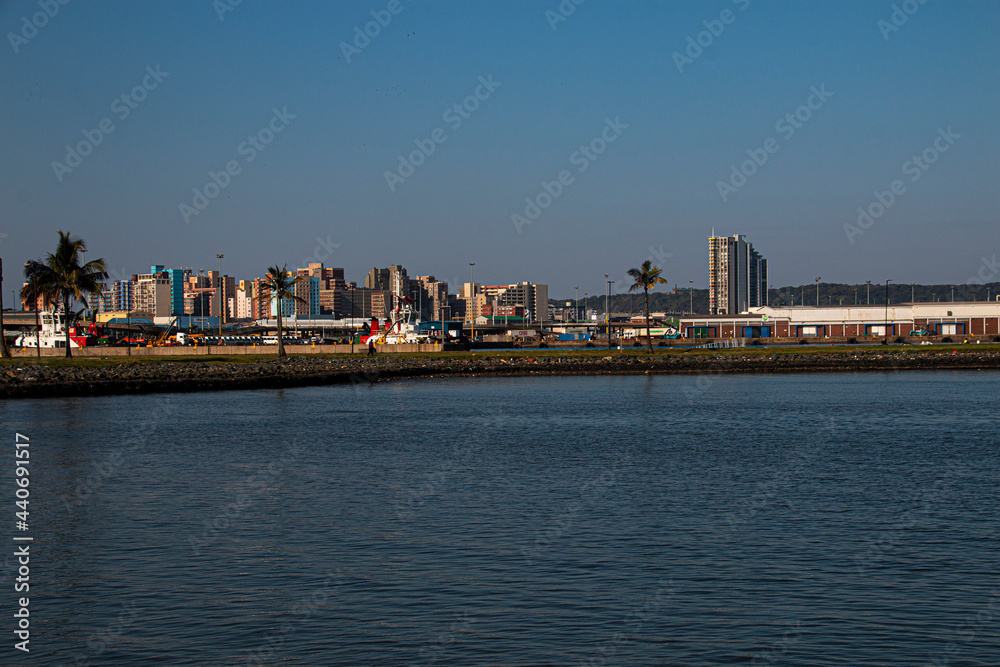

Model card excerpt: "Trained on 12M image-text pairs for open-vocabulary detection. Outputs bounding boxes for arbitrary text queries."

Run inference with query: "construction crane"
[150,317,179,346]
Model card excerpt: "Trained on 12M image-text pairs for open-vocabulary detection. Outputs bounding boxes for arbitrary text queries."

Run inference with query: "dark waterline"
[5,371,999,665]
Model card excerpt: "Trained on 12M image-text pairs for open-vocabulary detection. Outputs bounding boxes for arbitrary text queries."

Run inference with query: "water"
[3,371,999,665]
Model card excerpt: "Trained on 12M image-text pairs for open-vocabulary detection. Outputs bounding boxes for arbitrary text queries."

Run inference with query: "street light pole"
[605,275,615,350]
[866,280,871,305]
[815,277,821,306]
[469,262,475,342]
[217,254,224,336]
[689,280,694,315]
[604,273,609,349]
[884,279,892,344]
[574,286,579,322]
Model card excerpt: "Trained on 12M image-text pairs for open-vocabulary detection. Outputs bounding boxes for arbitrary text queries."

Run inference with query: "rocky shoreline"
[2,349,1000,400]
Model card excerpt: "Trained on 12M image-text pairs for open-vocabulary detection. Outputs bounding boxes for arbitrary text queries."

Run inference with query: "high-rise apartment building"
[708,234,768,315]
[415,275,449,320]
[297,263,345,315]
[166,268,188,315]
[366,265,410,298]
[134,271,171,317]
[112,280,134,311]
[462,281,548,323]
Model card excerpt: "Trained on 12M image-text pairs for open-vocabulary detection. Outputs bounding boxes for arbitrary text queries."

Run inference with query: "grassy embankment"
[3,342,998,369]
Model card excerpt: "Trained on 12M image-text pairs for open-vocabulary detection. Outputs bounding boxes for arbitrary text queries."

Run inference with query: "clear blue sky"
[1,0,997,298]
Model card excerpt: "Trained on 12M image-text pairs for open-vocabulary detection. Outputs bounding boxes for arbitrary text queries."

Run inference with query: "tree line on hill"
[555,281,1000,317]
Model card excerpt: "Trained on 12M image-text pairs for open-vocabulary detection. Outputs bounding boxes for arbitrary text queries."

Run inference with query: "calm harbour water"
[3,370,999,666]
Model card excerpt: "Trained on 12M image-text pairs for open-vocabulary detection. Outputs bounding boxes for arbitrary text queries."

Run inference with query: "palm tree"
[261,264,306,358]
[627,260,668,353]
[22,231,108,358]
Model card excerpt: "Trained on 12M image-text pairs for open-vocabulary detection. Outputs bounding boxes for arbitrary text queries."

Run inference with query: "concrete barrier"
[8,342,448,358]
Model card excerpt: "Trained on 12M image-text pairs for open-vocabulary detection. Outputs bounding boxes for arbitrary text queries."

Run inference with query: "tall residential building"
[366,265,410,298]
[292,276,320,316]
[112,280,134,311]
[134,271,171,317]
[297,263,345,315]
[166,268,188,316]
[235,288,252,321]
[708,234,768,315]
[463,281,548,324]
[340,288,391,320]
[251,277,270,321]
[415,275,448,320]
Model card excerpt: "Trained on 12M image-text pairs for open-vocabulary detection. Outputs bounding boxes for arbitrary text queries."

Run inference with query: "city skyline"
[2,1,998,297]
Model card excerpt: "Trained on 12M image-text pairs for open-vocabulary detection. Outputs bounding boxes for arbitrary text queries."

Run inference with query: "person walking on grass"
[367,337,376,357]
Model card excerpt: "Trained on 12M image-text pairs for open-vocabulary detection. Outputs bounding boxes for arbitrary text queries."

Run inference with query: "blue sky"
[1,0,998,297]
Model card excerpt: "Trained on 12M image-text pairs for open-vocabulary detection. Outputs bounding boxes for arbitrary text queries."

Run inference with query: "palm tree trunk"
[276,313,285,358]
[644,288,653,353]
[64,293,72,358]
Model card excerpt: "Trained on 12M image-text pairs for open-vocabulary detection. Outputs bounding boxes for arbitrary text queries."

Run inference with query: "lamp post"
[605,274,614,350]
[815,277,821,306]
[469,263,475,342]
[574,286,579,322]
[126,303,131,357]
[866,280,871,305]
[689,280,694,315]
[884,279,892,344]
[217,254,224,336]
[911,283,915,303]
[604,274,608,347]
[951,285,955,302]
[441,305,451,346]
